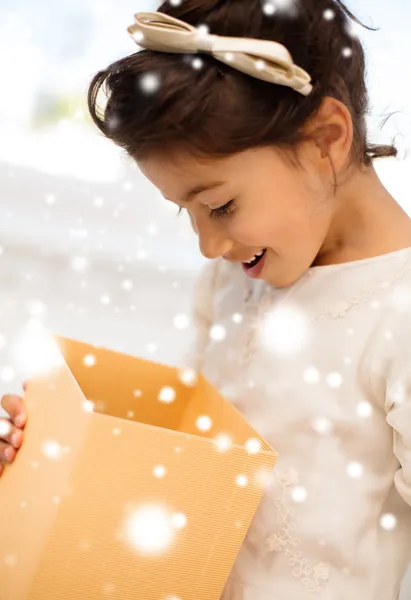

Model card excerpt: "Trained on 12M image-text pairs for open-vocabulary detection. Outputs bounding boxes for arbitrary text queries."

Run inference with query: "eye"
[209,200,235,220]
[176,200,236,220]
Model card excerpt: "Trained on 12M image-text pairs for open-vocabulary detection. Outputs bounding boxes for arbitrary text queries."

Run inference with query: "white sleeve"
[386,396,411,505]
[182,259,219,373]
[384,308,411,506]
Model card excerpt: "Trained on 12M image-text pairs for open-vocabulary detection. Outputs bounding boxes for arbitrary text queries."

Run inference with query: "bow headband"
[127,11,313,97]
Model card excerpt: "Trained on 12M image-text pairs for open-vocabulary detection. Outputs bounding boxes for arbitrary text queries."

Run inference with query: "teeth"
[243,249,266,264]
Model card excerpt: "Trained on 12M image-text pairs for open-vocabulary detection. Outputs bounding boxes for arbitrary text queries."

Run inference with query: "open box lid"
[52,333,277,454]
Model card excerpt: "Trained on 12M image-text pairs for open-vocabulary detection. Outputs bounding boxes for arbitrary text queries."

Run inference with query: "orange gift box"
[0,333,278,600]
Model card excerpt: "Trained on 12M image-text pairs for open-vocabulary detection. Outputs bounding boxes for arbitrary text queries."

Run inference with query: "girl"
[2,1,411,598]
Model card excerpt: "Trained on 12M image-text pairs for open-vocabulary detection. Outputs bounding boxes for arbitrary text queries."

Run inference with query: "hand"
[0,382,28,477]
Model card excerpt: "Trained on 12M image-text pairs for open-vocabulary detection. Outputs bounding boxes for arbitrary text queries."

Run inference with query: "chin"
[263,274,298,289]
[263,266,308,289]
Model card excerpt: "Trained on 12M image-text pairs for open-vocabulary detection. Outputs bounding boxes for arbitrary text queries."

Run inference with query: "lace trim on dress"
[240,264,411,366]
[223,468,330,598]
[264,468,330,594]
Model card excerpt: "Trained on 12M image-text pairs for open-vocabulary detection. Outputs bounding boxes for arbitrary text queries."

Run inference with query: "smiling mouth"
[242,249,267,269]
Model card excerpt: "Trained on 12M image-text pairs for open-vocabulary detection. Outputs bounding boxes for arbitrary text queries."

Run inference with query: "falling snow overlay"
[0,0,411,599]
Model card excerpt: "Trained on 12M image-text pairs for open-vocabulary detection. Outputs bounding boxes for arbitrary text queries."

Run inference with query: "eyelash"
[176,200,235,220]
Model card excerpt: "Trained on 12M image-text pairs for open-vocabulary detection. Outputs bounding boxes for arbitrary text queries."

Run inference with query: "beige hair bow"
[128,11,313,96]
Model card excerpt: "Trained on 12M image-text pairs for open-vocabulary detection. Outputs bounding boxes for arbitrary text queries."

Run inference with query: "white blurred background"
[0,0,410,595]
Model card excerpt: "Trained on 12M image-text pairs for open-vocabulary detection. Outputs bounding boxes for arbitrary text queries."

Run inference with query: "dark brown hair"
[87,0,398,189]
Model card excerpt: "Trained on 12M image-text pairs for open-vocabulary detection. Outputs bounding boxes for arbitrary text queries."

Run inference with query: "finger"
[0,440,16,463]
[23,381,27,392]
[0,419,23,448]
[0,420,23,448]
[0,395,27,428]
[0,418,12,439]
[0,462,4,476]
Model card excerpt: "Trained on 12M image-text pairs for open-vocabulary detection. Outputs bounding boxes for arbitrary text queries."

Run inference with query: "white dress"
[186,247,411,600]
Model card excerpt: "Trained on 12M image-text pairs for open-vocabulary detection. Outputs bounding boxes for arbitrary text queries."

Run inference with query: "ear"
[309,96,354,175]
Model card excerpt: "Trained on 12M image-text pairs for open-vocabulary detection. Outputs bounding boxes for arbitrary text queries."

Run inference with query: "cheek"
[228,204,315,249]
[227,212,279,245]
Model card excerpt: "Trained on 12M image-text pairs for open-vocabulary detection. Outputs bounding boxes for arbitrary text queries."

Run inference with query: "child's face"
[138,143,337,288]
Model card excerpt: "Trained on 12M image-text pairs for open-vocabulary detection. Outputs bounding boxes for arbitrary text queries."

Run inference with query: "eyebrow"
[165,181,225,204]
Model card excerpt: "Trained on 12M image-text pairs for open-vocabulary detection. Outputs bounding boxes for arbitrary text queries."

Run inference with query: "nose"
[194,220,233,260]
[199,234,233,260]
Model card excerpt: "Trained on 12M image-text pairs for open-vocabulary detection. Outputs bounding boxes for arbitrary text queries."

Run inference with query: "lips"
[241,249,267,278]
[242,249,267,269]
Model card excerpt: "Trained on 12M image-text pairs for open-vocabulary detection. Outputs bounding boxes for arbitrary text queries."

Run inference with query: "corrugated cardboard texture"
[0,334,278,600]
